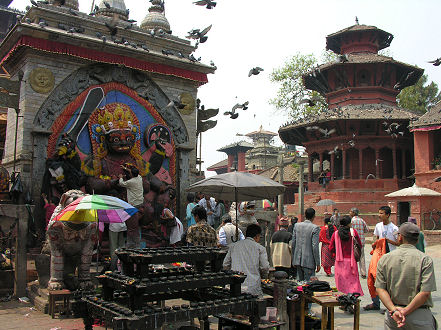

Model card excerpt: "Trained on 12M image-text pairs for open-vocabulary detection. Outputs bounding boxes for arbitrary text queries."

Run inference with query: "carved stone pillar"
[273,271,289,330]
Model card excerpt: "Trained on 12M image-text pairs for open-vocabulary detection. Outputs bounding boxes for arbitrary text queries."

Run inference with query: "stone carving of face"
[105,129,136,153]
[35,73,50,87]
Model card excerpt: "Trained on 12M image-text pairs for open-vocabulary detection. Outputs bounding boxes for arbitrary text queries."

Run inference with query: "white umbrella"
[385,184,441,197]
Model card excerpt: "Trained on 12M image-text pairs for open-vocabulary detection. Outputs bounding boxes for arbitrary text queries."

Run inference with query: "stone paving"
[0,244,439,329]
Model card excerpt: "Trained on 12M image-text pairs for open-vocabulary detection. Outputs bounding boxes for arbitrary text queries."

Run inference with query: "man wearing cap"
[375,222,437,330]
[237,201,258,234]
[407,217,426,252]
[270,217,292,275]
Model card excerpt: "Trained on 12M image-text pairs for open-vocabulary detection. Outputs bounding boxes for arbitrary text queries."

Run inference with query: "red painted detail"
[1,35,209,85]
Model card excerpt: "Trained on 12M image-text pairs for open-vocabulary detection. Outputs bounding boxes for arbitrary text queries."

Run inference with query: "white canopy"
[385,184,441,197]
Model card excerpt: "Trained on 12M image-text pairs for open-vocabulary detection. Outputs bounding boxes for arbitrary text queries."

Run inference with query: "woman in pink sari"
[329,215,364,296]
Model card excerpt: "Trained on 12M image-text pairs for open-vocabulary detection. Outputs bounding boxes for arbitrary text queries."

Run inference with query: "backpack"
[350,228,362,262]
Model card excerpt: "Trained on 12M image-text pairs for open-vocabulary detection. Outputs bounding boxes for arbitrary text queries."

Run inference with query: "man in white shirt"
[118,165,144,248]
[218,214,244,246]
[373,206,399,252]
[365,205,399,311]
[223,224,269,297]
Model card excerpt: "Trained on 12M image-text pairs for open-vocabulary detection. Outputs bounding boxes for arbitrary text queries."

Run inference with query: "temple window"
[357,69,371,86]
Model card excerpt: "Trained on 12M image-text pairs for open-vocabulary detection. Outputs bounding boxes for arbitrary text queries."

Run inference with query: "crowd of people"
[82,172,436,329]
[269,205,437,329]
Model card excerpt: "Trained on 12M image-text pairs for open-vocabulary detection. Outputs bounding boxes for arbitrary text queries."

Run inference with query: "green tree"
[397,74,441,113]
[269,53,329,120]
[270,51,336,120]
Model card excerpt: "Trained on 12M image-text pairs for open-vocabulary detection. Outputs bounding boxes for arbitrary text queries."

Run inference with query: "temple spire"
[140,0,171,34]
[96,0,129,21]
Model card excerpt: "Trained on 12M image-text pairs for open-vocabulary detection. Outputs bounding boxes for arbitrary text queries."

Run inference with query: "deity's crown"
[95,104,137,135]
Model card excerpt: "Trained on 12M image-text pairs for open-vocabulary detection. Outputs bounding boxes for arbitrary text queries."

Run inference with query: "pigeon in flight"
[224,110,239,119]
[186,25,212,43]
[167,100,186,109]
[428,58,441,66]
[306,126,336,138]
[299,95,322,107]
[248,67,264,77]
[193,0,217,9]
[394,71,417,90]
[232,101,249,111]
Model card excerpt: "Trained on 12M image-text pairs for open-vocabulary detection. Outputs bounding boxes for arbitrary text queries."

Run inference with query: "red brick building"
[386,102,441,228]
[279,24,423,224]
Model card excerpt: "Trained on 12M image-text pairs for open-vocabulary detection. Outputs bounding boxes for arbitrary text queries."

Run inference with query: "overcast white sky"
[10,0,441,176]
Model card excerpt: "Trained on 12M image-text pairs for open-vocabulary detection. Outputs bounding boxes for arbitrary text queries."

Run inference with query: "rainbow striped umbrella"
[53,194,138,224]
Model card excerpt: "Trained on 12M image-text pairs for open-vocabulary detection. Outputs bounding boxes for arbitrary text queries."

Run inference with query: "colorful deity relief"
[45,83,176,248]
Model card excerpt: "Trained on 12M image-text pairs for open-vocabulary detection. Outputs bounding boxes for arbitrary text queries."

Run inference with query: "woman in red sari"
[319,217,337,276]
[329,215,364,296]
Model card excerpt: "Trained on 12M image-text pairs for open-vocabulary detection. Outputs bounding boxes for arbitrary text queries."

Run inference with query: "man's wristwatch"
[390,309,398,316]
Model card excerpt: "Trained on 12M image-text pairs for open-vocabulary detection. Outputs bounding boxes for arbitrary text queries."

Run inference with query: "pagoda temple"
[279,23,423,224]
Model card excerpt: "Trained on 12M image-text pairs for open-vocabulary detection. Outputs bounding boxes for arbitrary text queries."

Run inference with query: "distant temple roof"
[245,125,277,138]
[207,158,228,171]
[410,101,441,129]
[217,141,254,153]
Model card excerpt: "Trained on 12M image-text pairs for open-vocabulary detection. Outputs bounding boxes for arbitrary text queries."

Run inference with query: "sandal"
[363,303,380,311]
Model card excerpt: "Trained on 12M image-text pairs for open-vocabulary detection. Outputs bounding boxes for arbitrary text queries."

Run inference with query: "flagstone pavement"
[0,244,439,329]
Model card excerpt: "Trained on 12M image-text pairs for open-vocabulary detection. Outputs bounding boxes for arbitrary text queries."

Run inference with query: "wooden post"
[330,153,335,181]
[342,149,347,179]
[308,154,313,182]
[298,159,306,220]
[273,271,289,330]
[278,155,284,216]
[359,148,363,179]
[401,148,406,179]
[392,144,397,178]
[375,148,380,179]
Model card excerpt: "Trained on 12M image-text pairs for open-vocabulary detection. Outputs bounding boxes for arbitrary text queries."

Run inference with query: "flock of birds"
[24,0,270,124]
[23,1,441,131]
